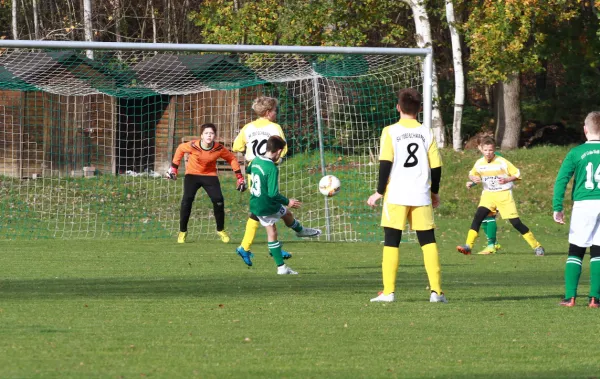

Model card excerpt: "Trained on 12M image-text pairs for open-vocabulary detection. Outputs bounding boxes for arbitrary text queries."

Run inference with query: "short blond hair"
[252,96,278,117]
[585,112,600,135]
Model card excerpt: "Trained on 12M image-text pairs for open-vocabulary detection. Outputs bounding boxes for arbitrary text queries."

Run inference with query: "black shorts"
[182,175,223,202]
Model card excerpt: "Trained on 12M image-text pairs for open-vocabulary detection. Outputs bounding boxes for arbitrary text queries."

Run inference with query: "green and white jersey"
[249,156,290,216]
[553,141,600,211]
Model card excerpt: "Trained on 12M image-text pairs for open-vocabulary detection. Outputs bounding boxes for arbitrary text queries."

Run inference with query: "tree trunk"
[445,0,464,151]
[183,0,190,42]
[83,0,94,59]
[493,83,505,143]
[20,0,31,39]
[32,0,39,39]
[501,73,521,149]
[66,0,75,37]
[11,0,18,39]
[403,0,445,147]
[151,0,157,43]
[114,0,122,43]
[495,73,521,150]
[164,0,171,43]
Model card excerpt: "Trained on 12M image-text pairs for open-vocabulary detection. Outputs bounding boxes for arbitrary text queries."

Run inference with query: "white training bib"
[242,122,283,161]
[385,124,433,206]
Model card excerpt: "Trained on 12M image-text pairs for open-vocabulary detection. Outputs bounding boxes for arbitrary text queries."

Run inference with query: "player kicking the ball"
[242,136,321,273]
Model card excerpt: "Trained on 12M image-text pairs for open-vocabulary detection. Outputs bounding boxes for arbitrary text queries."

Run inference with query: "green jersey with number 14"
[249,156,290,216]
[553,141,600,211]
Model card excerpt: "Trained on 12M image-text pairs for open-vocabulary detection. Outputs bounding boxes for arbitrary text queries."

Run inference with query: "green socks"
[289,219,303,233]
[590,257,600,299]
[268,240,284,266]
[565,256,583,299]
[485,216,497,246]
[481,216,497,246]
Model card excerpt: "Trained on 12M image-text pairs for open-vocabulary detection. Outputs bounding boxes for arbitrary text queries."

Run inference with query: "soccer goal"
[0,40,432,242]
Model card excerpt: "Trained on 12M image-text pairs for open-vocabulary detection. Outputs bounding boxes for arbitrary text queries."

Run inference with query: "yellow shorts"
[479,190,518,219]
[381,201,435,231]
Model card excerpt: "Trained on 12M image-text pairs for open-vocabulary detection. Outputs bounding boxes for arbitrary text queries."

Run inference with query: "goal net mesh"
[0,48,424,242]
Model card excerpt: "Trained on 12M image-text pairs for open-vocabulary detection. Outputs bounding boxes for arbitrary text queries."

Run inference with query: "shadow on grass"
[0,275,382,300]
[346,263,469,270]
[0,266,561,300]
[480,294,561,301]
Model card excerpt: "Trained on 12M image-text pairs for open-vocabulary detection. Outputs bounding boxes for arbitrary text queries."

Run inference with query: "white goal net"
[0,42,430,242]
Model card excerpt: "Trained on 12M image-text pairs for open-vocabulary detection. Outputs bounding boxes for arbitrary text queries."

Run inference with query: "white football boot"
[296,227,322,238]
[370,292,395,302]
[277,264,298,275]
[430,292,448,303]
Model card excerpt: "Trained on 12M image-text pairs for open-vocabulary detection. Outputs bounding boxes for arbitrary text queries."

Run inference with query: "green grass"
[0,146,594,377]
[0,145,575,241]
[1,215,600,378]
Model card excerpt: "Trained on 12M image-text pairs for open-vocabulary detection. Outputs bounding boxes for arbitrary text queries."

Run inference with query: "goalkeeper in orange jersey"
[167,123,246,244]
[232,96,292,266]
[457,136,544,256]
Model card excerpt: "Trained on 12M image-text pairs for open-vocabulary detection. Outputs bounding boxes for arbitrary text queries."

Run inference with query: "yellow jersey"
[469,155,520,192]
[232,118,287,162]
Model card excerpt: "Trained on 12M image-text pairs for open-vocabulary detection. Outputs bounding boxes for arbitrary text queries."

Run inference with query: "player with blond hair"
[553,111,600,308]
[466,135,503,255]
[457,136,544,256]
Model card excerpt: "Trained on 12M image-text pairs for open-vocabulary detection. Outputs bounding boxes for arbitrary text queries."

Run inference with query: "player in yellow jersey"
[367,88,447,303]
[457,136,545,256]
[465,136,503,255]
[232,96,291,266]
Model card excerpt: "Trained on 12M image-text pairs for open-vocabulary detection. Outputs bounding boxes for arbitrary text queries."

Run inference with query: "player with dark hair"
[367,88,447,303]
[243,135,321,273]
[167,123,246,244]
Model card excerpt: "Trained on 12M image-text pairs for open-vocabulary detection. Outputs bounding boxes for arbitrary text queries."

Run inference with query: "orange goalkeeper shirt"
[172,140,241,176]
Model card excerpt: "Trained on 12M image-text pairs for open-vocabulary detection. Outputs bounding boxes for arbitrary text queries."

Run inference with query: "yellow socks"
[382,246,399,295]
[380,243,442,296]
[240,218,260,251]
[466,229,479,248]
[522,231,541,249]
[422,243,442,295]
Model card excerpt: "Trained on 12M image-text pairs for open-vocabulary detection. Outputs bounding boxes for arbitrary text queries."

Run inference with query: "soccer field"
[1,217,599,378]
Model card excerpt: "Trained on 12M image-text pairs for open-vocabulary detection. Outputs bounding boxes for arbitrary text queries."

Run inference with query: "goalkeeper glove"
[166,166,178,180]
[236,173,247,192]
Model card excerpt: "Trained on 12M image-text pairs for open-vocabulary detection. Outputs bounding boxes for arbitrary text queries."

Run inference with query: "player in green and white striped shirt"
[553,111,600,308]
